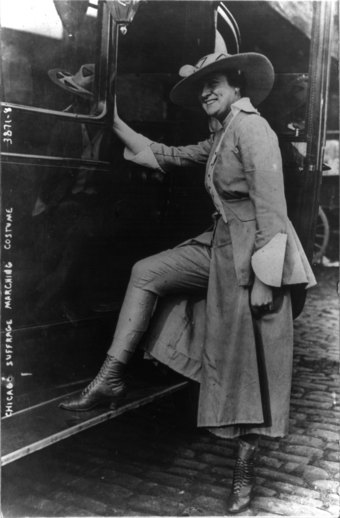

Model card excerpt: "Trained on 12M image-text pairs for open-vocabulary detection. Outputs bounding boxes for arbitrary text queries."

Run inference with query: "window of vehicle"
[1,0,108,117]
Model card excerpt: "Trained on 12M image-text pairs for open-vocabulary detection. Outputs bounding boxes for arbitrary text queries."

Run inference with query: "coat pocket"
[224,199,256,222]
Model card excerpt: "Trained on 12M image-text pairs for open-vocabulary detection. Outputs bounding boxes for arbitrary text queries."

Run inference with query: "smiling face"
[199,72,241,122]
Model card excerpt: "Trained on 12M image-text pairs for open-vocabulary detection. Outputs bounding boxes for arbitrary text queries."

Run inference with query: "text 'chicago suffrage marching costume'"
[60,52,316,513]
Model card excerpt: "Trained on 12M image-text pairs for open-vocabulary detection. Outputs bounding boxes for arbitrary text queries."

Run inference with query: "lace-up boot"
[59,355,126,411]
[226,439,257,514]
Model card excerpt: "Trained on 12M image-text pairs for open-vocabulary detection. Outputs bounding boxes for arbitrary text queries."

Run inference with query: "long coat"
[128,98,316,438]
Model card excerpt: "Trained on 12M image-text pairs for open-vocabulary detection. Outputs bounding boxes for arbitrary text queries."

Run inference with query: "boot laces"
[82,356,112,395]
[232,458,254,494]
[82,356,123,395]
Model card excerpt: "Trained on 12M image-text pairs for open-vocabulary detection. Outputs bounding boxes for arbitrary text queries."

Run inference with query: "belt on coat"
[212,193,250,220]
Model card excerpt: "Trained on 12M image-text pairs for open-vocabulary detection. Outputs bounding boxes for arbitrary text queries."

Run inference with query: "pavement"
[2,265,339,518]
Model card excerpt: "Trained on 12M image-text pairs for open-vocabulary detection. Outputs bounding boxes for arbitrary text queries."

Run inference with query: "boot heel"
[109,393,126,410]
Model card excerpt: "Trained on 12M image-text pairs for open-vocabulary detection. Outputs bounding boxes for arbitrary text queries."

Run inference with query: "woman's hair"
[223,69,247,97]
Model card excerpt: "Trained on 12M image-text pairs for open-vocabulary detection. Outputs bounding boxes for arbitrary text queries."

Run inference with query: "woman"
[60,52,316,513]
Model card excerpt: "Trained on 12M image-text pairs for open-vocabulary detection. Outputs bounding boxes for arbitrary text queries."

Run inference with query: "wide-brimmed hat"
[48,64,95,98]
[170,52,274,107]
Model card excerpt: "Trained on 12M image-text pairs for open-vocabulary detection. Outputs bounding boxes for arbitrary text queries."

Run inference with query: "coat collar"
[209,98,259,132]
[231,97,259,114]
[220,97,259,128]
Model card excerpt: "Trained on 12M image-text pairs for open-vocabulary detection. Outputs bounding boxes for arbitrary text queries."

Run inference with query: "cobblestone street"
[2,266,339,518]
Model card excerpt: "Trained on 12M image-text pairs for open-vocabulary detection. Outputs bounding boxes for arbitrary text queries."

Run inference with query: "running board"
[1,380,188,466]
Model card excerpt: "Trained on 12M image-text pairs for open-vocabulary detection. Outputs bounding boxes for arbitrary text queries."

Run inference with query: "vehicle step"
[1,380,188,466]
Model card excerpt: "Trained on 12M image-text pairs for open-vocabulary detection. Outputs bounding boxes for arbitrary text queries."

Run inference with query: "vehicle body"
[1,0,338,465]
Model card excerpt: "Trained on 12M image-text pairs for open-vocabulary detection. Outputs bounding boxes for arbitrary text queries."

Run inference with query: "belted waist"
[224,192,250,201]
[212,194,250,221]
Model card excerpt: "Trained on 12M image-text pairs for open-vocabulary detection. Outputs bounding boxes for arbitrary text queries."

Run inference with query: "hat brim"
[170,53,274,108]
[48,68,94,98]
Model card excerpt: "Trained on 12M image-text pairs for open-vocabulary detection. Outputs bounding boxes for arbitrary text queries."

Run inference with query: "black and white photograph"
[0,0,339,516]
